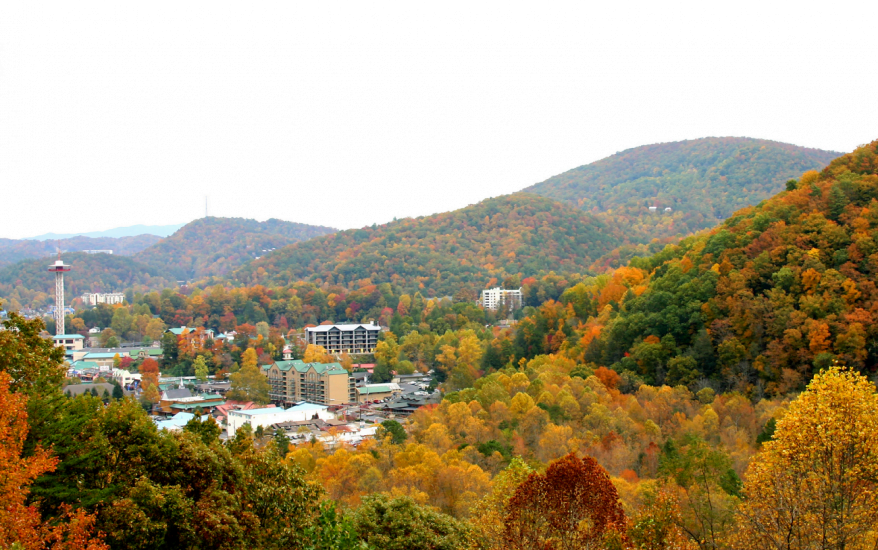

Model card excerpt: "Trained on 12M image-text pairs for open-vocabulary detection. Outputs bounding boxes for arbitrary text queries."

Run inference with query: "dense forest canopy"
[235,194,622,297]
[134,216,337,281]
[524,137,841,257]
[510,140,878,396]
[0,234,161,267]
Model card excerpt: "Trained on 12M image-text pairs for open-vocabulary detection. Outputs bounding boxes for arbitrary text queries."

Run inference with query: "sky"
[1,1,877,239]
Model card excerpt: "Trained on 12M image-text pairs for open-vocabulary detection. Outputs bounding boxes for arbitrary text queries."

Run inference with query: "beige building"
[53,334,85,351]
[263,360,356,406]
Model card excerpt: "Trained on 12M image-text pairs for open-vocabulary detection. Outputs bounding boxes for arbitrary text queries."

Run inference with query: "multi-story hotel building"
[263,360,357,406]
[305,323,380,354]
[479,287,523,311]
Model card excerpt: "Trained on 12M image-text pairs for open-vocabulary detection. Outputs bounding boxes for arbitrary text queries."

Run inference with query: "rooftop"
[54,334,84,339]
[232,407,286,417]
[306,323,380,333]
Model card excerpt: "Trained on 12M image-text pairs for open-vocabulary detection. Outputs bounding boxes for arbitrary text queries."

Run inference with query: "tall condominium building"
[480,287,523,311]
[263,360,356,406]
[305,323,380,354]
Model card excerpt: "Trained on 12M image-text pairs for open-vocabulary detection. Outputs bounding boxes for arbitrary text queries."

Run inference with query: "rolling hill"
[0,234,162,268]
[574,139,878,391]
[133,217,337,281]
[0,253,174,311]
[524,137,841,252]
[235,193,624,296]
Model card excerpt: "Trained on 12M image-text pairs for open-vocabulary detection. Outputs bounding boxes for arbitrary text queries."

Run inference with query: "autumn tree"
[351,494,471,550]
[469,458,535,550]
[138,358,161,404]
[229,348,270,404]
[0,308,65,393]
[659,435,740,548]
[0,371,107,550]
[304,344,334,364]
[504,453,626,549]
[733,366,878,549]
[193,355,208,382]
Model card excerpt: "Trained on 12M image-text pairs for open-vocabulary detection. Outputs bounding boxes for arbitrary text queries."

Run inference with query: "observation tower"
[48,254,71,335]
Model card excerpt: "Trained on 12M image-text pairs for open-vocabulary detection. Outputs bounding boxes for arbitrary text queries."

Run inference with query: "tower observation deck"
[48,257,71,336]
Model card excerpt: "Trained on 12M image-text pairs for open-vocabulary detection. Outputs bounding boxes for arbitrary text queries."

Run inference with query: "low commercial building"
[156,412,213,432]
[263,360,356,406]
[63,382,115,398]
[53,334,84,351]
[226,403,335,437]
[357,383,402,403]
[305,324,380,354]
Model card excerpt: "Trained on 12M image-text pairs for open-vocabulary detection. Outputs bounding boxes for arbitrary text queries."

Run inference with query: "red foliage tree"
[504,453,627,550]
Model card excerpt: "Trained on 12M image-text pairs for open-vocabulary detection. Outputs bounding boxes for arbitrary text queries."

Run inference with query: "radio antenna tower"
[48,251,71,335]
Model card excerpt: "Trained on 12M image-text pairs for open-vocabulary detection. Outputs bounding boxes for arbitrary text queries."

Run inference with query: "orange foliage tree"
[503,453,626,549]
[0,372,107,550]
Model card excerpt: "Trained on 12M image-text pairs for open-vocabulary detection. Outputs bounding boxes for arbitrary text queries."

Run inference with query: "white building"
[480,287,523,312]
[226,403,335,436]
[82,293,125,306]
[306,323,381,354]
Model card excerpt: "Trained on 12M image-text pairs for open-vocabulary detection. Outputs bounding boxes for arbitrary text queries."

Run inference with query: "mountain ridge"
[234,193,624,296]
[524,136,842,251]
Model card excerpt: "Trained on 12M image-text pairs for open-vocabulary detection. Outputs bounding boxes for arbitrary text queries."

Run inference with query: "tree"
[0,308,65,393]
[112,383,124,400]
[469,458,535,550]
[193,355,208,383]
[228,349,270,404]
[160,331,178,368]
[139,358,161,405]
[98,328,117,348]
[504,453,627,550]
[659,435,739,547]
[733,366,878,549]
[351,494,471,550]
[379,420,407,445]
[0,371,107,549]
[304,344,334,364]
[183,414,221,445]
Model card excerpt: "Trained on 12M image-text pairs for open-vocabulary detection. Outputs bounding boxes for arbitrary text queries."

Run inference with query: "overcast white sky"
[1,1,876,239]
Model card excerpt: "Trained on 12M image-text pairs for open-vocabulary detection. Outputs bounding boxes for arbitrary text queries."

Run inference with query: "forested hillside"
[0,253,174,311]
[524,137,840,261]
[0,234,161,267]
[510,140,878,394]
[236,194,622,296]
[133,217,337,281]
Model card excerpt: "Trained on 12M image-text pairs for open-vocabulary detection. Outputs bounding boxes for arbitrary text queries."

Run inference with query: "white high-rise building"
[82,292,126,306]
[480,287,523,311]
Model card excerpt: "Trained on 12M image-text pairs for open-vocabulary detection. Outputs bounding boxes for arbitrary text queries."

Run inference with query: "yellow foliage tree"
[733,366,878,549]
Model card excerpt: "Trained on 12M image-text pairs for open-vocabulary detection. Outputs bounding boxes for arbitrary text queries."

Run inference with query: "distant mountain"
[133,217,338,281]
[235,193,623,296]
[0,253,174,312]
[30,223,187,240]
[523,137,841,254]
[0,234,162,268]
